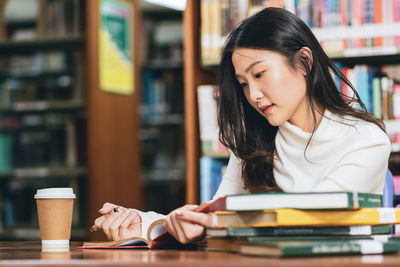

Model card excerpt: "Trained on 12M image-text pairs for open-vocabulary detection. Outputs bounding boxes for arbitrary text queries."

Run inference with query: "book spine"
[197,85,220,154]
[357,193,383,207]
[200,157,212,203]
[394,0,400,46]
[393,84,400,120]
[373,77,382,119]
[282,240,387,256]
[227,225,391,237]
[381,77,390,120]
[276,208,400,226]
[356,66,371,112]
[374,0,383,46]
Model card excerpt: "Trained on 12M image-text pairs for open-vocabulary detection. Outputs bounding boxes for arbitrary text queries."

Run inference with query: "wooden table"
[2,242,400,266]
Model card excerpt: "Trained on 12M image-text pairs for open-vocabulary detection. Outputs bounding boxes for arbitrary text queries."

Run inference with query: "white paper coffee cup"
[35,188,76,251]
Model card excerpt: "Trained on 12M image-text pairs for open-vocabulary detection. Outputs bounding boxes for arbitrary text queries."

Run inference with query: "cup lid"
[34,188,76,199]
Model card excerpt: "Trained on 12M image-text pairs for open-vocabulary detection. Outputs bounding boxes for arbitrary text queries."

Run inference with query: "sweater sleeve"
[134,153,250,237]
[312,134,391,194]
[133,154,245,238]
[212,153,248,200]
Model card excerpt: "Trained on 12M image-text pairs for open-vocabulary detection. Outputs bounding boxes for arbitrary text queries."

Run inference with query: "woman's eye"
[240,82,248,88]
[254,71,264,79]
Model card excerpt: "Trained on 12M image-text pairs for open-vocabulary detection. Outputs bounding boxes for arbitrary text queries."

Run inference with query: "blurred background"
[0,0,400,241]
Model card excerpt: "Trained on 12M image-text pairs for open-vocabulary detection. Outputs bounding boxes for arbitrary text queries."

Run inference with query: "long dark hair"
[218,7,385,192]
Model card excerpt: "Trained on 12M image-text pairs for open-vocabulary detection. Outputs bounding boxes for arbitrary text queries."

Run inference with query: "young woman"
[93,7,391,244]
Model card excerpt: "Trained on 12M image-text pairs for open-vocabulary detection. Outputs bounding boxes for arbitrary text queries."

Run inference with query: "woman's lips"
[260,104,274,114]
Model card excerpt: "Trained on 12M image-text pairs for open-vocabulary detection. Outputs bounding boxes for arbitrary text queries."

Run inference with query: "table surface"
[2,242,400,266]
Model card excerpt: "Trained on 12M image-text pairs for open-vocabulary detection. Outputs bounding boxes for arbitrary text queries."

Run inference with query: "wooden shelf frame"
[183,0,217,204]
[86,0,143,240]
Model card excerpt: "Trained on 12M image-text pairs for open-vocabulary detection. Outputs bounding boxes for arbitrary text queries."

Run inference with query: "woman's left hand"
[165,204,214,244]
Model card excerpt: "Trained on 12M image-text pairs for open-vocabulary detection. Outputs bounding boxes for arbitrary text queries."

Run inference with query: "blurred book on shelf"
[332,63,400,151]
[36,0,83,38]
[139,11,185,214]
[0,0,87,241]
[197,85,228,156]
[200,0,400,65]
[200,157,228,203]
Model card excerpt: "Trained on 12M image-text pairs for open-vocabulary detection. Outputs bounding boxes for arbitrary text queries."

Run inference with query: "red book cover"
[341,0,348,48]
[340,67,350,100]
[374,0,383,46]
[351,0,364,48]
[394,0,400,46]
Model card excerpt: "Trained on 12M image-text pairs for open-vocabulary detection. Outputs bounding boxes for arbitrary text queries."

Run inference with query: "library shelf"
[330,51,400,65]
[141,114,184,127]
[0,100,85,113]
[143,168,185,184]
[311,23,400,42]
[184,0,400,203]
[201,49,400,68]
[0,166,86,179]
[0,35,84,54]
[142,60,183,70]
[0,70,74,80]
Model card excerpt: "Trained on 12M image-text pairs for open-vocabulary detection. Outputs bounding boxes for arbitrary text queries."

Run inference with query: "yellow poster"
[99,0,134,95]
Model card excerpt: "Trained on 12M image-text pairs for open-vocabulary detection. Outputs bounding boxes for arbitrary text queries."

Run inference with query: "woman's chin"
[265,116,283,127]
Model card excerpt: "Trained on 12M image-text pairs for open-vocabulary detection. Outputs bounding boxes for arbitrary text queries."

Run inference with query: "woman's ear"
[297,47,313,76]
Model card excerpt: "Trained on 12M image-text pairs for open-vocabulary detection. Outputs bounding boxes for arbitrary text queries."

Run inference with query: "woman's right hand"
[93,202,142,241]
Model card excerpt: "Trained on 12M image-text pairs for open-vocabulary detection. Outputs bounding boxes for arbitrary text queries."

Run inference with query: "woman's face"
[232,48,309,128]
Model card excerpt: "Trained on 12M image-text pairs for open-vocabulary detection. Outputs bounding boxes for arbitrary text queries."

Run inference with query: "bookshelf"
[183,0,400,204]
[139,8,186,214]
[0,0,87,240]
[0,0,143,242]
[183,0,216,204]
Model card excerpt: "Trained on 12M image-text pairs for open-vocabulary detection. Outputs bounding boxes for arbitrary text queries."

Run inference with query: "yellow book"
[213,208,400,228]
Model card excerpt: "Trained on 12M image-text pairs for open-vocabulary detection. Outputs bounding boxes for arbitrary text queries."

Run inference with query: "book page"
[148,219,167,241]
[83,236,150,247]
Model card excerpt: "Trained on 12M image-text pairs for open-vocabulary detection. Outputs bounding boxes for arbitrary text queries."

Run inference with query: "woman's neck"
[289,106,325,133]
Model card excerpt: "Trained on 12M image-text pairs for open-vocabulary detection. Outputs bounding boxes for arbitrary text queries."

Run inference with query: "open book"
[79,196,227,249]
[80,219,177,249]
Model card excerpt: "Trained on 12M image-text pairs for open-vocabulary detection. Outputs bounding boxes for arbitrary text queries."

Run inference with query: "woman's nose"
[249,86,264,102]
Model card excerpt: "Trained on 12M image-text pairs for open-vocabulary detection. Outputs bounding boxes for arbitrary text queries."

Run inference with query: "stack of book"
[204,192,400,257]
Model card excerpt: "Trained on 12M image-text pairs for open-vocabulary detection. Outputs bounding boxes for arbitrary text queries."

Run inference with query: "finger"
[99,203,129,214]
[165,213,180,241]
[170,212,189,244]
[121,211,141,228]
[102,212,123,240]
[109,211,131,240]
[181,204,199,211]
[176,210,214,227]
[120,212,141,239]
[94,216,106,228]
[99,202,117,214]
[180,221,205,243]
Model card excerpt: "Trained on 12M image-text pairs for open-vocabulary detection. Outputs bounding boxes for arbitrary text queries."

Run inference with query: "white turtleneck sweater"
[137,109,391,238]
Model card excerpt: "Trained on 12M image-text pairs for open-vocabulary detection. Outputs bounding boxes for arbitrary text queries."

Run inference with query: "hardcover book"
[206,225,392,238]
[212,208,400,228]
[240,239,400,257]
[224,192,382,211]
[206,235,396,253]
